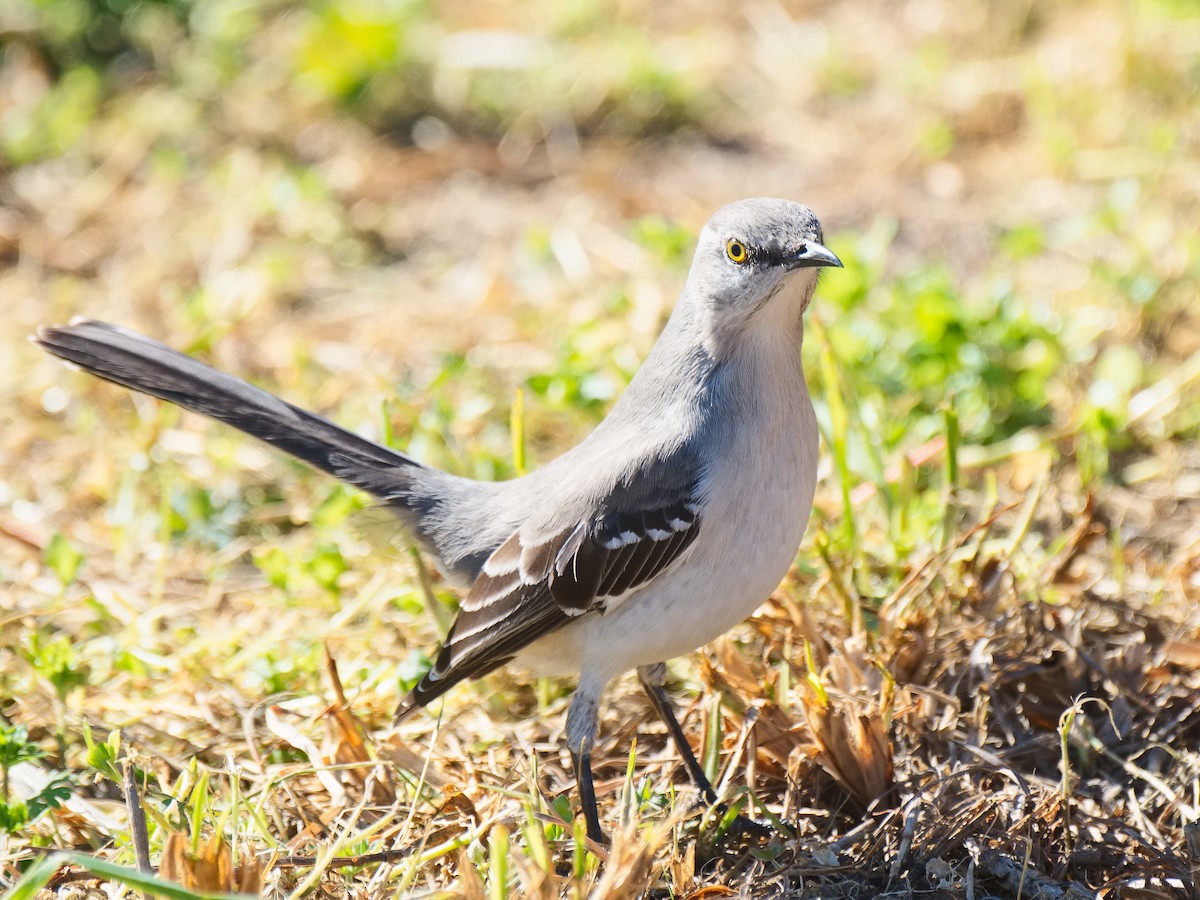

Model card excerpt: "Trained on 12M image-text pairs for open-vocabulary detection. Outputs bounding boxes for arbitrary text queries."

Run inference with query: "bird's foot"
[697,796,782,849]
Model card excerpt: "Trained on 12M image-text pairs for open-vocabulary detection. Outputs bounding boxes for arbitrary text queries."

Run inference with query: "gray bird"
[36,197,842,843]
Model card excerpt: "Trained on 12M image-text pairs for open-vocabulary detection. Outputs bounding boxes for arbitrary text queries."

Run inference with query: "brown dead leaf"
[746,703,806,774]
[1165,640,1200,669]
[322,646,393,804]
[1048,494,1100,585]
[793,603,833,670]
[889,628,929,684]
[435,782,479,824]
[455,848,486,900]
[159,832,263,893]
[234,856,265,894]
[669,840,696,895]
[713,637,766,700]
[322,644,370,766]
[593,822,668,900]
[800,691,894,806]
[826,635,881,694]
[265,705,347,805]
[798,646,895,806]
[376,732,453,790]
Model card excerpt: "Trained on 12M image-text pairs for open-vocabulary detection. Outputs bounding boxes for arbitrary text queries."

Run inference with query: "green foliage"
[916,118,955,160]
[82,723,123,783]
[0,725,44,780]
[1077,344,1146,483]
[252,546,292,592]
[252,540,348,597]
[559,26,710,134]
[386,352,512,479]
[311,485,364,530]
[630,215,695,268]
[487,823,511,898]
[0,774,73,832]
[5,852,64,899]
[7,849,258,899]
[0,724,68,832]
[247,646,322,695]
[16,0,193,70]
[166,485,244,548]
[306,542,348,595]
[524,310,640,433]
[812,231,1065,452]
[5,0,1196,888]
[395,647,432,693]
[0,801,32,833]
[1000,222,1047,260]
[6,0,721,165]
[24,633,88,702]
[43,532,85,587]
[1,65,102,165]
[293,0,430,123]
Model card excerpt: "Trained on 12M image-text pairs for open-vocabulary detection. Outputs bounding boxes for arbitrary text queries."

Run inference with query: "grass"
[2,0,1199,895]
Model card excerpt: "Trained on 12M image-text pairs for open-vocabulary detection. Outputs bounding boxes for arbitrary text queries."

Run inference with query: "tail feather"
[35,319,422,498]
[38,318,516,722]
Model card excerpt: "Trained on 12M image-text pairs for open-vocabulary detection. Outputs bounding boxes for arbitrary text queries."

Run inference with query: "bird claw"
[699,801,779,847]
[717,811,774,840]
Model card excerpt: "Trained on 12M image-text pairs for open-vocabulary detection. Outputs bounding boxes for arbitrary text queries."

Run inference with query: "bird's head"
[685,198,841,353]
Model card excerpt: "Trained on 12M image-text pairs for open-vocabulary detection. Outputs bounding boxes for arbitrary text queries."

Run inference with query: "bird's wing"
[395,469,703,719]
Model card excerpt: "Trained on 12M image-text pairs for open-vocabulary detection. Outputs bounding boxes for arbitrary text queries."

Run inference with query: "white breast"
[516,322,820,681]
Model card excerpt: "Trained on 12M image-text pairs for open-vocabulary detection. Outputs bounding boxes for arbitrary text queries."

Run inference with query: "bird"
[35,197,842,844]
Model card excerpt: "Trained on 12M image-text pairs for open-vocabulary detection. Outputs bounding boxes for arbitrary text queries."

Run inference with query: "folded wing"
[395,491,701,720]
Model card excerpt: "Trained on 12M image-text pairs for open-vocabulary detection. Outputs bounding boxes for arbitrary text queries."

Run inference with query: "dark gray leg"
[637,662,718,805]
[570,747,604,844]
[566,672,608,844]
[638,663,773,843]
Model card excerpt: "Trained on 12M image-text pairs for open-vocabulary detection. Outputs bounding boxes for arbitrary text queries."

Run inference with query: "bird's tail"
[35,319,423,498]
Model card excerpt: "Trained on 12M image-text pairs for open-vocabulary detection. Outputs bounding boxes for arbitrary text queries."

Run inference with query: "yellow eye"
[725,239,748,264]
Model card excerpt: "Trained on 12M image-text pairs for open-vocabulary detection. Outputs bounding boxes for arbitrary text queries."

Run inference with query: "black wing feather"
[395,490,703,721]
[596,542,640,596]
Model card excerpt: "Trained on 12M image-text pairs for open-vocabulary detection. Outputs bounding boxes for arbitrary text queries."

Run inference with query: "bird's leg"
[565,675,607,845]
[637,663,773,842]
[636,663,718,805]
[570,746,604,845]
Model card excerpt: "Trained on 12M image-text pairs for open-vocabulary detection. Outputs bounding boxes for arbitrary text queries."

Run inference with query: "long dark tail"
[35,319,424,498]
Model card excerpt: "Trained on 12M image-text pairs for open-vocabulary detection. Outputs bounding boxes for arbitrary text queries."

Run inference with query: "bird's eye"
[725,239,748,264]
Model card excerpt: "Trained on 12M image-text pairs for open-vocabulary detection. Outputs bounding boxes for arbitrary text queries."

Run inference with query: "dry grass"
[2,0,1199,895]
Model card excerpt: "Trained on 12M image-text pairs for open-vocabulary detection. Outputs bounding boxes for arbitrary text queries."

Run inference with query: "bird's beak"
[784,242,843,270]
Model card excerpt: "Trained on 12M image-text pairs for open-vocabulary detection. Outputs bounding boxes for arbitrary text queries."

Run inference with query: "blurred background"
[4,0,1198,459]
[1,0,1198,893]
[2,0,1196,474]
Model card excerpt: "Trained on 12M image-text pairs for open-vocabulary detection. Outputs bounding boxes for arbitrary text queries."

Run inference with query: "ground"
[1,0,1199,896]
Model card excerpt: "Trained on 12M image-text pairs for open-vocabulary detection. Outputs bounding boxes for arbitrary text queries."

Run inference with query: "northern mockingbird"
[36,197,842,844]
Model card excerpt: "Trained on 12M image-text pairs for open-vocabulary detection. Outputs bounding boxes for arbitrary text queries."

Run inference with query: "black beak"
[784,242,843,270]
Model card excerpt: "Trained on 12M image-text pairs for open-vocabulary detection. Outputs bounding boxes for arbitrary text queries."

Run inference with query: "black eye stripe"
[725,239,814,266]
